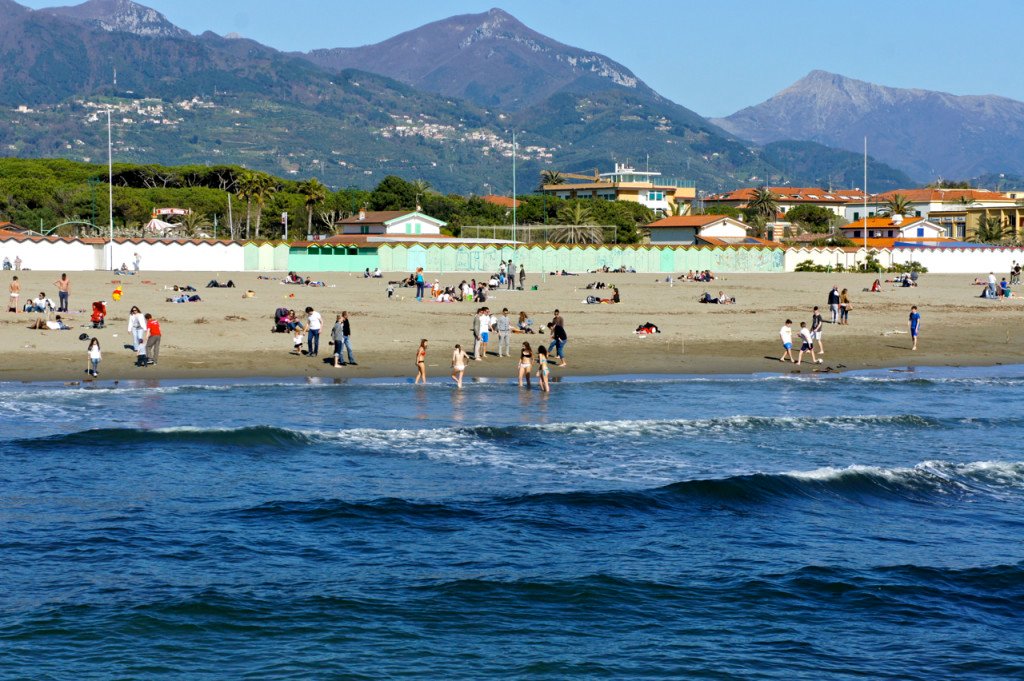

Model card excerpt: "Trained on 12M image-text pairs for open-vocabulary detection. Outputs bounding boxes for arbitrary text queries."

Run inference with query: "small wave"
[231,497,481,523]
[17,425,314,449]
[509,460,1024,510]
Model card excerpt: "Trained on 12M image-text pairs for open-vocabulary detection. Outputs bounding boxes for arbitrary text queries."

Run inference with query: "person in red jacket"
[144,313,162,365]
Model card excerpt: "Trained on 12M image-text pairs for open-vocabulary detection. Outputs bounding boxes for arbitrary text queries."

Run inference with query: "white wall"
[1,237,247,271]
[700,220,746,238]
[0,238,99,271]
[891,246,1023,274]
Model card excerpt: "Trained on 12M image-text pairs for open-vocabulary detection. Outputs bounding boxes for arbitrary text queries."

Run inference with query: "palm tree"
[178,211,212,238]
[957,194,977,207]
[885,193,912,216]
[540,170,565,187]
[747,186,778,227]
[235,171,259,240]
[551,201,602,244]
[249,173,278,239]
[298,178,328,235]
[973,216,1005,244]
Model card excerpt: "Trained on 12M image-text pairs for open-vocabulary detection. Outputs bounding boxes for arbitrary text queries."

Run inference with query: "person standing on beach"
[132,252,141,273]
[828,286,840,324]
[333,312,357,366]
[144,313,162,365]
[507,263,516,290]
[54,273,70,312]
[519,264,526,290]
[547,321,568,367]
[14,255,21,271]
[8,275,20,313]
[811,306,825,355]
[128,306,147,366]
[86,338,101,377]
[839,289,851,325]
[988,272,997,298]
[415,339,428,384]
[305,306,322,357]
[451,344,468,387]
[909,306,921,351]
[496,308,511,357]
[415,268,425,302]
[779,319,794,362]
[472,308,483,360]
[796,322,820,365]
[478,307,492,359]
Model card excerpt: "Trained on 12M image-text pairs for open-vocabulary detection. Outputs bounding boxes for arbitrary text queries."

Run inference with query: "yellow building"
[540,164,695,216]
[928,204,1024,240]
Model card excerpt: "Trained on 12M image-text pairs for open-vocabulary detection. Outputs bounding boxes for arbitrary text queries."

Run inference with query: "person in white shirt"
[305,306,323,357]
[988,272,997,298]
[779,319,794,363]
[796,321,821,365]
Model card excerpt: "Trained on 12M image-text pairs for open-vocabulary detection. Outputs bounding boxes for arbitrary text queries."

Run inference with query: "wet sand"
[2,269,1022,384]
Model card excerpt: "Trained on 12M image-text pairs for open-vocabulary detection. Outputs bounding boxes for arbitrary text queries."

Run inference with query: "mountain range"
[714,70,1024,182]
[3,0,1009,195]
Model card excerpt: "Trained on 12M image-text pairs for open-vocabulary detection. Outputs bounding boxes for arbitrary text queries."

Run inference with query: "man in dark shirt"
[547,320,568,367]
[827,286,840,324]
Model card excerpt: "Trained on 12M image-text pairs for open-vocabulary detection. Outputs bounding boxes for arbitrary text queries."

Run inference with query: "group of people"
[280,306,357,366]
[778,307,826,365]
[126,305,162,368]
[678,270,716,282]
[827,285,853,324]
[407,262,527,303]
[2,255,23,271]
[980,271,1015,299]
[416,309,568,390]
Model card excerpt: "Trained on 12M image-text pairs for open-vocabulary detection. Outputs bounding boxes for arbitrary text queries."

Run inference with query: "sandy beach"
[2,269,1022,383]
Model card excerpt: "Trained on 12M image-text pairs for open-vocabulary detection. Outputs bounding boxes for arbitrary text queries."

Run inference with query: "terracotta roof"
[707,187,866,204]
[647,215,734,228]
[863,237,955,249]
[864,189,1012,204]
[481,195,521,209]
[698,236,780,247]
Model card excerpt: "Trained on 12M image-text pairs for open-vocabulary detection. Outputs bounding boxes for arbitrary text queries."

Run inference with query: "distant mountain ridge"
[302,8,644,111]
[714,70,1024,181]
[0,1,915,193]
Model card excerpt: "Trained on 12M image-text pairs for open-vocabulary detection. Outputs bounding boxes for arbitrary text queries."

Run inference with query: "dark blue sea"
[2,367,1023,679]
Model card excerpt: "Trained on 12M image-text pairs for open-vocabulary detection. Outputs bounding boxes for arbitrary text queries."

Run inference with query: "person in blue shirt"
[909,306,921,351]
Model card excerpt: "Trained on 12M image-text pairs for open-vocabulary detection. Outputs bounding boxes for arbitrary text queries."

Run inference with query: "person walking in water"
[518,341,533,388]
[909,306,921,351]
[54,273,70,312]
[536,345,550,392]
[451,344,468,388]
[415,339,428,384]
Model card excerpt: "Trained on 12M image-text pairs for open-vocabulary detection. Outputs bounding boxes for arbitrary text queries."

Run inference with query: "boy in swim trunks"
[779,319,794,363]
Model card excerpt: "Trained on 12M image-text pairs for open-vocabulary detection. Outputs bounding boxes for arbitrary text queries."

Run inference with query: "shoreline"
[3,270,1023,385]
[2,355,1021,388]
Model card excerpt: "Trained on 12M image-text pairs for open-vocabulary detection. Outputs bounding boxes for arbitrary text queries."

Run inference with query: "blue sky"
[21,0,1024,117]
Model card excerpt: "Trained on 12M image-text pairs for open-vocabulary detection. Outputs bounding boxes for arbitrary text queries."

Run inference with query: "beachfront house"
[840,215,945,241]
[843,189,1019,238]
[337,210,447,236]
[646,215,757,245]
[539,164,696,217]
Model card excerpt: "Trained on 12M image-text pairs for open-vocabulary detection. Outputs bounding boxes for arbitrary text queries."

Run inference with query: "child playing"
[291,325,305,355]
[797,321,821,365]
[909,306,921,351]
[779,319,794,363]
[87,338,101,377]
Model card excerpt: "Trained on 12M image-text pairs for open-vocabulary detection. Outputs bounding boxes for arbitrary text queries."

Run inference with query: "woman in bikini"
[450,343,468,388]
[518,341,533,388]
[536,345,550,393]
[415,339,428,384]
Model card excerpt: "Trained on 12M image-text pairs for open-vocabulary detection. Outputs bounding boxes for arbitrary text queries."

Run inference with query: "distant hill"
[758,141,915,193]
[713,70,1024,182]
[0,2,921,194]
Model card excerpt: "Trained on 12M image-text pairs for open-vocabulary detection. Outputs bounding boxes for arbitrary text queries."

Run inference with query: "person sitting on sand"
[1000,278,1013,298]
[516,311,534,334]
[635,322,660,335]
[871,279,881,293]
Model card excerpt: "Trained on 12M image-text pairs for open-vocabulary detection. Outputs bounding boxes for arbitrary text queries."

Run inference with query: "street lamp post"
[107,110,114,270]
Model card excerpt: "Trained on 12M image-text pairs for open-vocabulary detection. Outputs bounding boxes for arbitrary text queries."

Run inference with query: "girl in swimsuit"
[518,341,533,388]
[536,345,550,393]
[451,343,467,388]
[415,339,428,384]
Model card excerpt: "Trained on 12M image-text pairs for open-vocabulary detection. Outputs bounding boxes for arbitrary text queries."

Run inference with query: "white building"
[337,210,446,236]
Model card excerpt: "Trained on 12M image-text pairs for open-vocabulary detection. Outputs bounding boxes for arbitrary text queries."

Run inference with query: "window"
[647,191,664,201]
[853,212,859,221]
[853,230,861,238]
[360,225,369,235]
[405,224,411,234]
[887,230,894,237]
[415,223,422,235]
[915,211,921,217]
[917,228,924,237]
[348,247,357,256]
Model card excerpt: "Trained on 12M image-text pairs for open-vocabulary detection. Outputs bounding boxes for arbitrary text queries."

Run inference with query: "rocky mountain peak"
[42,0,189,38]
